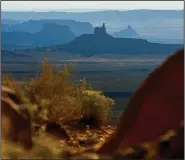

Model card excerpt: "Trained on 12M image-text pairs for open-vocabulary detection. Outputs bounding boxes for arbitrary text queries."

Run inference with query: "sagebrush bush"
[2,57,114,129]
[21,58,84,124]
[82,90,115,126]
[2,75,20,91]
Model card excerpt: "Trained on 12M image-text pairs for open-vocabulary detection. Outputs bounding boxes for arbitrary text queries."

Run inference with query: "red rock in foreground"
[98,48,184,155]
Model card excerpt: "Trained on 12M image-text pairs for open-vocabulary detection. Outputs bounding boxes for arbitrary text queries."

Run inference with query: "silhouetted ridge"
[18,23,183,57]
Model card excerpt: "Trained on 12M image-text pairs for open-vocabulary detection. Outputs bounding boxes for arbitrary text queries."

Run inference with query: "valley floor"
[2,56,165,121]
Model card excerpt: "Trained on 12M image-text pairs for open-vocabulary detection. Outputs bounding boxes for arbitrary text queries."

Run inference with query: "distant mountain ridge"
[2,10,183,44]
[19,24,183,57]
[2,10,183,21]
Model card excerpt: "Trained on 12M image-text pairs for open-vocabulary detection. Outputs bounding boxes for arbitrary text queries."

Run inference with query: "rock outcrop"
[94,23,107,36]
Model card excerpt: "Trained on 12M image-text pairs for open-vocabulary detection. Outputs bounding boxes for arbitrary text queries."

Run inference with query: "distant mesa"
[39,23,182,56]
[112,25,139,38]
[2,23,76,49]
[34,23,76,46]
[2,19,94,50]
[94,23,107,36]
[2,19,94,37]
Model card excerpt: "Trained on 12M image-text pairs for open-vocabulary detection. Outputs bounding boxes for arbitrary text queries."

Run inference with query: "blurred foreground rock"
[98,48,184,157]
[69,125,184,160]
[1,86,33,149]
[45,122,70,140]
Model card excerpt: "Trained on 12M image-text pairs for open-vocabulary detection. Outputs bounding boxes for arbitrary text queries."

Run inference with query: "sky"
[2,1,184,12]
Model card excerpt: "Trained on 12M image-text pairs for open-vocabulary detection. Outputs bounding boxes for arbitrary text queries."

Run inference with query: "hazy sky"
[2,1,184,12]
